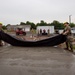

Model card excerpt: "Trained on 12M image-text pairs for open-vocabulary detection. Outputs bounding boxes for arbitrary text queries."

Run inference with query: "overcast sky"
[0,0,75,25]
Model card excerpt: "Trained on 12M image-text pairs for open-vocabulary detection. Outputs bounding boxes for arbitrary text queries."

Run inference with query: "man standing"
[62,22,73,52]
[0,23,3,46]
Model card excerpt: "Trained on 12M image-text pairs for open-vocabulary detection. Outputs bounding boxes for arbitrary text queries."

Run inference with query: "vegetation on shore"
[2,20,75,30]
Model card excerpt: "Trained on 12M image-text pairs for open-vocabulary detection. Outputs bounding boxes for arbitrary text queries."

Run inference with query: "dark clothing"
[0,29,4,46]
[0,31,66,47]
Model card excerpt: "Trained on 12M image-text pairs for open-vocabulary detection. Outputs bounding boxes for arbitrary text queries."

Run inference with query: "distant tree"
[50,20,64,29]
[40,20,47,26]
[36,20,47,27]
[2,25,7,30]
[26,21,36,29]
[6,24,11,26]
[20,22,26,25]
[25,21,30,25]
[31,23,36,29]
[60,23,64,29]
[19,20,75,30]
[69,23,75,27]
[20,21,36,29]
[36,23,40,27]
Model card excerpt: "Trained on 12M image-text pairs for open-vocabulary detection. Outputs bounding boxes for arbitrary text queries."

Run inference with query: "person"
[62,22,73,52]
[0,23,3,46]
[47,29,50,36]
[31,28,35,38]
[40,29,42,35]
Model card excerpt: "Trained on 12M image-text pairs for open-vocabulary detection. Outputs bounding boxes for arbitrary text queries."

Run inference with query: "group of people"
[37,29,50,36]
[40,29,50,34]
[0,22,74,52]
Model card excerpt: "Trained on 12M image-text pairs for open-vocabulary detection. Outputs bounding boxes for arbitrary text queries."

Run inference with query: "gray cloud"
[0,0,75,25]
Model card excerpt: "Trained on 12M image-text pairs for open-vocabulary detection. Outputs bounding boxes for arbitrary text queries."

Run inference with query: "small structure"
[7,25,17,31]
[37,26,54,35]
[71,27,75,34]
[7,25,31,32]
[17,25,31,32]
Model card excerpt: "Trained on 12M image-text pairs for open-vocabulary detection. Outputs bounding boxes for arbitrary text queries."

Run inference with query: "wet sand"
[0,46,75,75]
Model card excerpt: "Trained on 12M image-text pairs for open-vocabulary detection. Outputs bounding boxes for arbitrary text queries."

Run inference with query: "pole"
[69,15,72,24]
